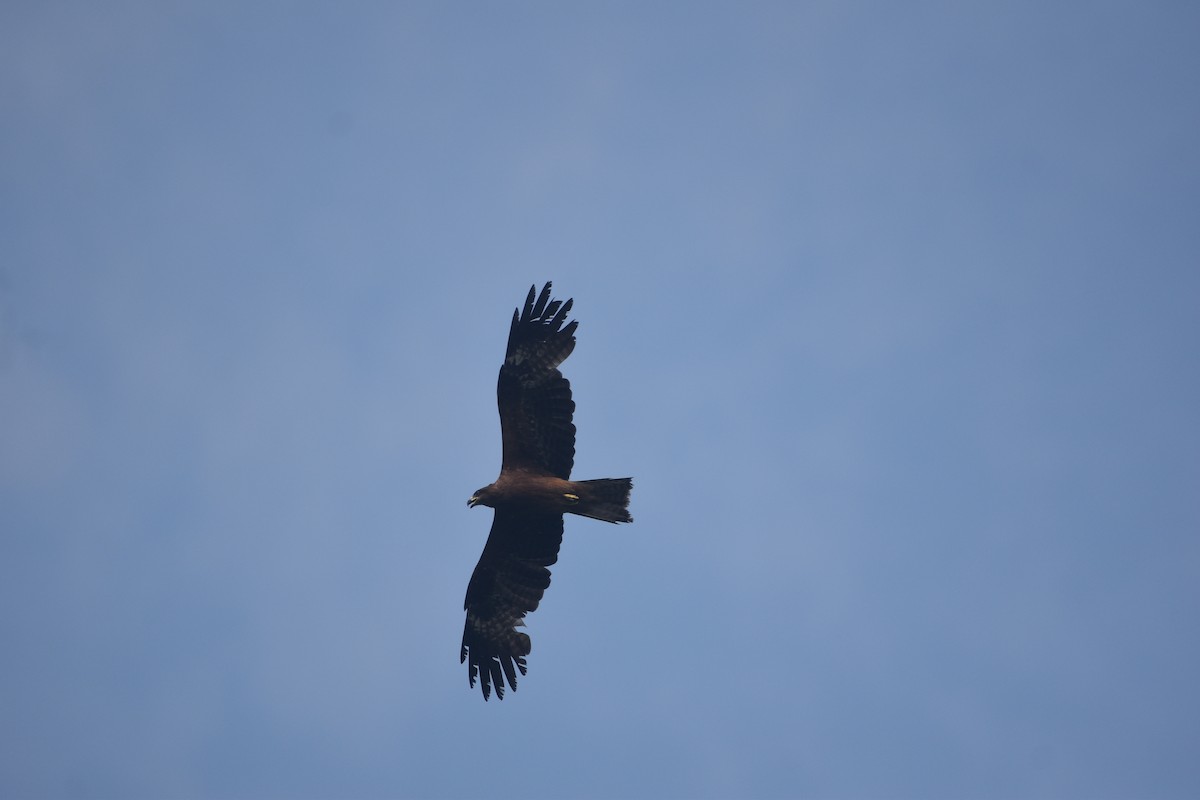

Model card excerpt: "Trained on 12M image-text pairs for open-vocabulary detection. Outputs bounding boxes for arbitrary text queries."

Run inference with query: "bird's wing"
[460,508,564,700]
[497,282,577,479]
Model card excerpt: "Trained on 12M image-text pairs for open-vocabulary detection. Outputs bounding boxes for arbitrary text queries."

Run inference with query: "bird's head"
[468,485,496,509]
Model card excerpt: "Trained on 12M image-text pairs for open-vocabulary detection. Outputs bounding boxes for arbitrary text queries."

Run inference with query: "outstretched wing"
[498,282,578,479]
[460,509,564,700]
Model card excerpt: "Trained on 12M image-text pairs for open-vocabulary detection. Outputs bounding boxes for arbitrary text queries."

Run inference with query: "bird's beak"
[467,496,478,508]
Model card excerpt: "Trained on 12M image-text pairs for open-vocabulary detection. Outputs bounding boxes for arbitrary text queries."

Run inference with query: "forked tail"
[571,478,634,523]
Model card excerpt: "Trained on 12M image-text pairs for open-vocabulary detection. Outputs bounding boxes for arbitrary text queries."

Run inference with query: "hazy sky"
[3,2,1199,798]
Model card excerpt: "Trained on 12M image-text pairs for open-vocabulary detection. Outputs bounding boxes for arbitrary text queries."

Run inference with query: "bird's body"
[461,282,633,700]
[470,472,633,522]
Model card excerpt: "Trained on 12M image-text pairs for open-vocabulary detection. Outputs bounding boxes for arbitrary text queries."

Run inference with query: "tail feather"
[571,478,633,523]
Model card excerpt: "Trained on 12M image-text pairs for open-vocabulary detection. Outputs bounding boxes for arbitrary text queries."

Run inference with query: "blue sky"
[3,2,1199,798]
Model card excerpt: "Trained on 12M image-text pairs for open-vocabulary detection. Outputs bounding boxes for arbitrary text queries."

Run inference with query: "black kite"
[462,282,633,700]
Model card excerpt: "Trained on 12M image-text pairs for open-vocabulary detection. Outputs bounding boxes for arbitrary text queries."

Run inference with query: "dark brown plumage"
[461,282,633,700]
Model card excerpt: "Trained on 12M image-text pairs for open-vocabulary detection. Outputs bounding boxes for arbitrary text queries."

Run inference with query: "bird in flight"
[462,282,633,700]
